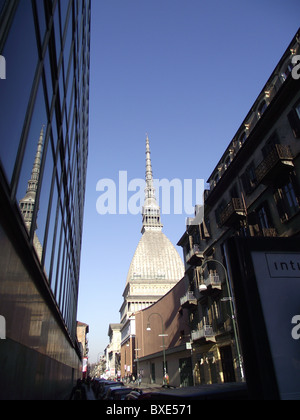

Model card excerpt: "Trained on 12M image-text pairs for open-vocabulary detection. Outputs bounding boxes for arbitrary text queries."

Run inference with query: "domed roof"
[126,230,184,285]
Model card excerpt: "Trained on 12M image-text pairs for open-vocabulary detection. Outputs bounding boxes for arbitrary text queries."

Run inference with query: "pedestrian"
[69,379,86,400]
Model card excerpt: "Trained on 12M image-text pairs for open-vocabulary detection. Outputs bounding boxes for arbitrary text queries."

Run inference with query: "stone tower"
[120,135,184,323]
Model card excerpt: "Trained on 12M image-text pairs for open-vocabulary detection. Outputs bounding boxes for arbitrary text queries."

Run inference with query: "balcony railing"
[191,325,216,342]
[219,198,246,227]
[204,273,221,290]
[180,291,197,308]
[255,144,294,185]
[185,244,203,264]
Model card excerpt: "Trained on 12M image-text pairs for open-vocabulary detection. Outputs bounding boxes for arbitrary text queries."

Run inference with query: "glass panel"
[0,0,6,15]
[52,202,64,295]
[43,166,59,280]
[0,1,38,183]
[35,126,55,268]
[16,79,47,244]
[35,0,47,45]
[295,102,300,120]
[60,0,70,30]
[49,197,62,291]
[57,228,67,306]
[53,3,61,62]
[44,46,53,107]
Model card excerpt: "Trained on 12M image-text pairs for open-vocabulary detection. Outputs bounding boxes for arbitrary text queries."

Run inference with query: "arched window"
[238,131,247,146]
[258,99,268,117]
[281,62,293,82]
[224,155,231,169]
[214,173,220,185]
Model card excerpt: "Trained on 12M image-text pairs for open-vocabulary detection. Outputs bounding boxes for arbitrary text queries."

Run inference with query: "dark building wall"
[0,0,91,399]
[135,277,190,359]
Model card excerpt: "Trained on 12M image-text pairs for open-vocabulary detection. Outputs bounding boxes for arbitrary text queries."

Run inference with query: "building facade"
[77,322,89,360]
[118,135,184,378]
[0,0,91,399]
[135,277,192,387]
[178,29,300,386]
[106,323,122,379]
[77,321,89,378]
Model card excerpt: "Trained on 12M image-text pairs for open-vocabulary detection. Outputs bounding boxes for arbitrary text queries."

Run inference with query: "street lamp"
[201,258,244,381]
[146,312,168,385]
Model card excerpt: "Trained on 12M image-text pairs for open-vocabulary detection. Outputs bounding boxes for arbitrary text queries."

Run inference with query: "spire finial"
[141,134,163,234]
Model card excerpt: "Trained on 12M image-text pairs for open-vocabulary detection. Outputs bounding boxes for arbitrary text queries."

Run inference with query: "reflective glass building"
[0,0,91,399]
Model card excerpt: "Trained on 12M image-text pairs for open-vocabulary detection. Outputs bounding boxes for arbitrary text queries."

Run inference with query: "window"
[241,162,257,194]
[0,0,38,183]
[258,100,268,118]
[274,181,300,222]
[296,102,300,119]
[224,155,231,170]
[215,199,226,227]
[192,228,200,246]
[230,184,238,199]
[238,131,247,146]
[287,100,300,138]
[256,202,273,230]
[262,132,279,157]
[281,62,293,82]
[213,172,220,186]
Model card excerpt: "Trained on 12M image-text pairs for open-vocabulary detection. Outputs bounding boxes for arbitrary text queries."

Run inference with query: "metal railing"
[180,291,197,306]
[219,198,246,227]
[204,273,221,288]
[185,244,203,263]
[255,144,294,184]
[191,325,215,341]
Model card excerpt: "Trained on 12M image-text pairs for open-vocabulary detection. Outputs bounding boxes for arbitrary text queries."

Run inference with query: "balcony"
[219,198,246,227]
[191,325,216,343]
[249,225,278,238]
[180,291,197,308]
[202,274,222,291]
[185,244,203,265]
[255,144,294,186]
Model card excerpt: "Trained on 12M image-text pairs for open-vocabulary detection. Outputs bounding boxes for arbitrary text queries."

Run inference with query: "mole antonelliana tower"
[118,135,184,347]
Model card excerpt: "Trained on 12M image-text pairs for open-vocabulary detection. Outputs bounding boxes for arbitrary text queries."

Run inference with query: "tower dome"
[126,231,184,285]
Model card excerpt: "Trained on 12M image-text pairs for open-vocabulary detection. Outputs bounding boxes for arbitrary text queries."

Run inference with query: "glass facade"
[0,0,91,399]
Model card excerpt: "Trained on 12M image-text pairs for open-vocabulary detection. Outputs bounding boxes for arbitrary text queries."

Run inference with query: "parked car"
[125,387,156,400]
[124,389,142,400]
[103,386,133,400]
[136,382,248,400]
[91,378,106,399]
[98,381,124,400]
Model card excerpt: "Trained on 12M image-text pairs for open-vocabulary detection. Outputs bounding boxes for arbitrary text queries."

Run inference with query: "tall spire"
[19,125,44,231]
[141,134,163,234]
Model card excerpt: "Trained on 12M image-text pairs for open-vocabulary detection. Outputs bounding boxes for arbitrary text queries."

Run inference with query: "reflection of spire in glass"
[141,134,163,234]
[19,126,44,230]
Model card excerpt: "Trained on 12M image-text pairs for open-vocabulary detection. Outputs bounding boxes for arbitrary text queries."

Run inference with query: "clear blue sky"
[77,0,300,363]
